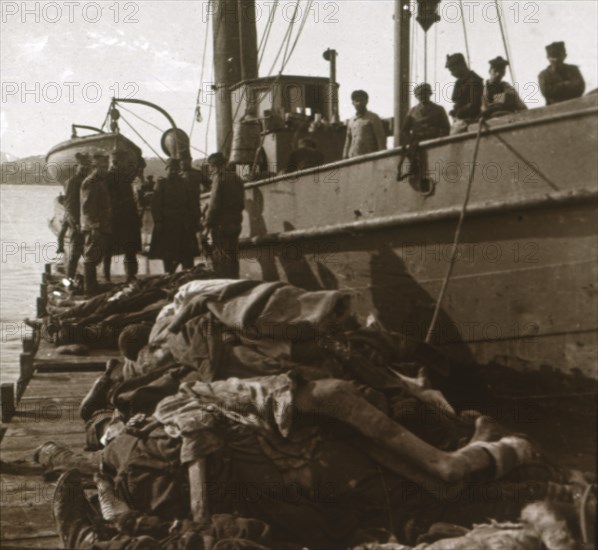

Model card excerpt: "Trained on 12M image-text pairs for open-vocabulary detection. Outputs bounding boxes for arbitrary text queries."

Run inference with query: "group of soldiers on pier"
[59,149,245,294]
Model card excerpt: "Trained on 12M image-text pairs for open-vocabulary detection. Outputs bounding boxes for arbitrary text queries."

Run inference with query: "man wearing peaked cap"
[539,41,585,105]
[205,152,245,278]
[79,151,112,294]
[482,56,527,119]
[149,156,199,274]
[445,53,484,134]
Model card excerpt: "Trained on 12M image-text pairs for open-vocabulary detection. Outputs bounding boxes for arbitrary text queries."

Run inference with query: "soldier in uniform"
[445,53,484,134]
[482,56,527,118]
[80,153,112,295]
[538,41,585,105]
[401,83,450,142]
[60,152,90,280]
[205,152,245,278]
[284,137,325,173]
[149,158,199,274]
[342,90,387,158]
[103,150,142,283]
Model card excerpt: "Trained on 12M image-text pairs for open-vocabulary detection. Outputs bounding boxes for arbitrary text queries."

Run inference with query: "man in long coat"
[149,158,199,274]
[205,152,245,278]
[103,150,142,282]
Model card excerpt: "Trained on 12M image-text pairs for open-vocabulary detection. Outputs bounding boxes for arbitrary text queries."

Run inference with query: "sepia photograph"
[1,1,596,548]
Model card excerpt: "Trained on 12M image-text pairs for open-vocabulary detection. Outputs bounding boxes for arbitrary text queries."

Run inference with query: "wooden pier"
[1,264,595,548]
[0,264,119,548]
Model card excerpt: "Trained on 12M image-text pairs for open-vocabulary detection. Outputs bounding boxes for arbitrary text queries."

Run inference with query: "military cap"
[74,152,90,164]
[546,41,566,57]
[90,151,109,165]
[414,83,433,96]
[207,152,227,166]
[351,89,369,101]
[489,56,509,71]
[445,53,466,68]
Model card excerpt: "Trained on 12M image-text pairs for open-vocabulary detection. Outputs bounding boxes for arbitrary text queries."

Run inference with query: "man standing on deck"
[205,152,245,278]
[401,83,450,142]
[103,150,142,283]
[538,41,586,106]
[343,90,387,158]
[61,152,90,281]
[80,152,112,295]
[445,53,484,134]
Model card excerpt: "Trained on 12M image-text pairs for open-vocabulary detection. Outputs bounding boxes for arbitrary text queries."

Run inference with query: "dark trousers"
[103,251,139,281]
[162,257,193,274]
[211,227,241,278]
[64,229,84,279]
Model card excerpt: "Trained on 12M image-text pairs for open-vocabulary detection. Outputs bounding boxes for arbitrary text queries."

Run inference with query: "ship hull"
[235,95,598,379]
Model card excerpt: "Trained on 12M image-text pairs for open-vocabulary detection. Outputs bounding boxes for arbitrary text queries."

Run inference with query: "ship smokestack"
[323,48,340,123]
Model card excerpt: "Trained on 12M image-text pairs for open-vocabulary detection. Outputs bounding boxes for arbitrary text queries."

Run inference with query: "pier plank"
[1,348,115,547]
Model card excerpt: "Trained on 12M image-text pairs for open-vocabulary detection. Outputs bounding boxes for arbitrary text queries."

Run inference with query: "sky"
[1,0,597,159]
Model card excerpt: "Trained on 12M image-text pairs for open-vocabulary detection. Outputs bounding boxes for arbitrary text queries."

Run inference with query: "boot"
[53,469,98,548]
[34,441,97,477]
[103,255,112,283]
[94,472,131,521]
[79,375,112,421]
[84,263,99,295]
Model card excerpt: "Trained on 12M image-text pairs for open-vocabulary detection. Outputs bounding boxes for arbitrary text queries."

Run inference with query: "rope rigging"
[458,0,471,67]
[425,120,485,344]
[190,0,212,138]
[494,0,516,83]
[119,113,166,163]
[119,104,165,134]
[221,0,311,157]
[257,0,279,70]
[267,0,299,76]
[280,0,313,72]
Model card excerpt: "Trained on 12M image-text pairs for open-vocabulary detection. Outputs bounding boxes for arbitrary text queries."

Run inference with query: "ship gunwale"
[200,99,597,196]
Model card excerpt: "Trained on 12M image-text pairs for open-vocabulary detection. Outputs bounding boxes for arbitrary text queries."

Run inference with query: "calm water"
[0,184,61,384]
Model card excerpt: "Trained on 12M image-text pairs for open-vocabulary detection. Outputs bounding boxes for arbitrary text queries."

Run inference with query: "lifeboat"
[46,127,143,235]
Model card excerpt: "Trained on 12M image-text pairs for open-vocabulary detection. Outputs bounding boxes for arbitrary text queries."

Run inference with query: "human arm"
[538,68,585,103]
[342,121,352,159]
[205,173,223,229]
[150,178,165,230]
[373,114,387,151]
[63,175,80,229]
[453,78,484,119]
[438,107,451,136]
[554,66,586,98]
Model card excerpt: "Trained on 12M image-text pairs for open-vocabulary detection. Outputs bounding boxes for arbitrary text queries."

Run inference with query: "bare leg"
[295,379,535,487]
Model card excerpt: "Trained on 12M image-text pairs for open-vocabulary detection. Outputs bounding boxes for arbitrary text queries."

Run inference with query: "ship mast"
[394,0,411,146]
[212,0,258,157]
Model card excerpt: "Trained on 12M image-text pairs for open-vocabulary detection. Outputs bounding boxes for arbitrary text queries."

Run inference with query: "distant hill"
[0,151,19,163]
[0,155,56,185]
[0,155,171,186]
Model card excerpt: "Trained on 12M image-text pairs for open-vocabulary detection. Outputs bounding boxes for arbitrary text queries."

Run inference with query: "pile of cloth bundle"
[34,278,594,549]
